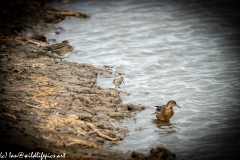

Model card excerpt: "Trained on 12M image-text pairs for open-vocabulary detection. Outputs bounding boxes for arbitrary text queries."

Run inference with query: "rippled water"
[45,0,240,159]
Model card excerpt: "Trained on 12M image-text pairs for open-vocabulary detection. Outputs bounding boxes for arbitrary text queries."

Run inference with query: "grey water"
[45,0,240,159]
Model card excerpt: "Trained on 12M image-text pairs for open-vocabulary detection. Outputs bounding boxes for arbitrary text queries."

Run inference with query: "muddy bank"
[0,42,141,159]
[0,1,176,159]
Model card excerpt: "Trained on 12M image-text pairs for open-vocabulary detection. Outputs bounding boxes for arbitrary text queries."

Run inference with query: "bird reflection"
[151,119,174,129]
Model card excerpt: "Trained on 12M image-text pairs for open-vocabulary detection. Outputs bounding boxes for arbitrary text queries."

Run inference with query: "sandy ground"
[0,1,176,159]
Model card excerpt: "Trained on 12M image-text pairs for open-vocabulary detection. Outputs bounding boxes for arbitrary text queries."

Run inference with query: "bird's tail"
[151,106,159,114]
[43,47,50,52]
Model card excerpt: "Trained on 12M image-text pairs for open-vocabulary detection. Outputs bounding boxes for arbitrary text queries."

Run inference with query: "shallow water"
[45,0,240,159]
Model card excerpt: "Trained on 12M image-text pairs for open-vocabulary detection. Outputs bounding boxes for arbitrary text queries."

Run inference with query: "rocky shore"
[0,1,176,159]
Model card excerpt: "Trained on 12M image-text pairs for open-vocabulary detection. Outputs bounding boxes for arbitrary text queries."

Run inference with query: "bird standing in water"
[113,76,125,89]
[154,100,180,121]
[45,40,74,61]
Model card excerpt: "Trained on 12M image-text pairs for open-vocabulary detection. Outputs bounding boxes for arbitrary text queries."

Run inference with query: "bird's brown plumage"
[155,100,180,121]
[113,77,124,89]
[46,40,74,61]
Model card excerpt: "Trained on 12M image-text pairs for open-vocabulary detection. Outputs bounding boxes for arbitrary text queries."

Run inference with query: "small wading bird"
[45,40,74,61]
[153,100,180,121]
[113,76,125,89]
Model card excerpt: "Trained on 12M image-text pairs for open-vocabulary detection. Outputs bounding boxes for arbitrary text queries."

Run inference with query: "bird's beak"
[122,80,125,84]
[176,105,180,108]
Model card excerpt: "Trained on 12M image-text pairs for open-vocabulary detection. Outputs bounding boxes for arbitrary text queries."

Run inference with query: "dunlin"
[113,76,125,89]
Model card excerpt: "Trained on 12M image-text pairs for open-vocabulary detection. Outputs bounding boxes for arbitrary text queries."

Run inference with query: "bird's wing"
[51,45,72,56]
[155,105,166,112]
[49,43,60,50]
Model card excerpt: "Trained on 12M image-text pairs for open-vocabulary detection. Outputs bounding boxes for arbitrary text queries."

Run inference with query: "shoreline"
[0,1,176,159]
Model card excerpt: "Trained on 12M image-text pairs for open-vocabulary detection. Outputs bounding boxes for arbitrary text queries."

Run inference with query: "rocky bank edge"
[0,1,176,160]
